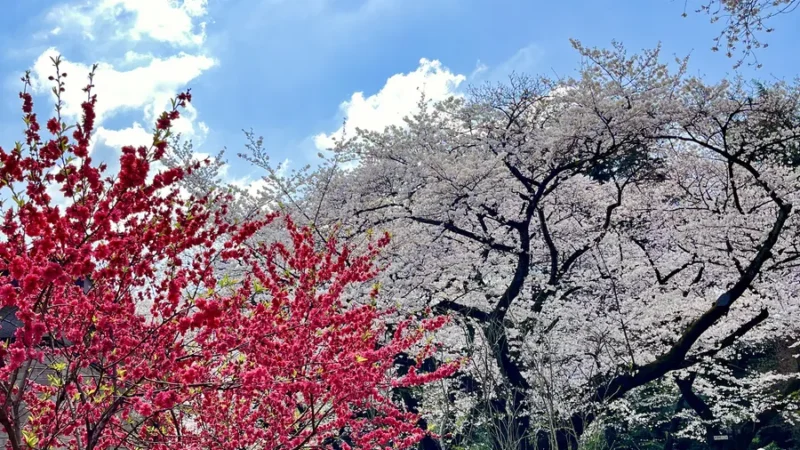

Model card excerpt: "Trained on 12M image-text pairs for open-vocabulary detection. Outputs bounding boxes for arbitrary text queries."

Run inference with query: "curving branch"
[595,199,790,403]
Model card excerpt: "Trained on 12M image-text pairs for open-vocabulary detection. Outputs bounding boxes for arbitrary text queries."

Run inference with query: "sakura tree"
[230,42,800,448]
[0,56,456,450]
[681,0,799,67]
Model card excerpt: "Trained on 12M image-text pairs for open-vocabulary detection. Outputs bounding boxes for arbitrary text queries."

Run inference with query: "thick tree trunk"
[485,320,533,450]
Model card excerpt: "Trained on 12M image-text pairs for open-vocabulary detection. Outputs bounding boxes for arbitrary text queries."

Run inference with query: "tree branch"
[595,201,790,403]
[435,301,490,323]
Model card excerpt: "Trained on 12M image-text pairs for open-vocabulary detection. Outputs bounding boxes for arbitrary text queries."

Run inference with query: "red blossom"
[19,92,33,114]
[156,113,171,130]
[0,285,15,305]
[0,55,454,450]
[46,117,61,134]
[9,348,26,367]
[42,262,62,282]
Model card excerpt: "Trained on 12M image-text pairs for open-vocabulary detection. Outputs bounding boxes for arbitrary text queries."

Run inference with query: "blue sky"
[1,0,799,191]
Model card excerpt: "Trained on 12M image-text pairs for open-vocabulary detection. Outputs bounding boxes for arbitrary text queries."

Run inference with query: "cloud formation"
[29,48,215,151]
[15,0,217,166]
[47,0,208,47]
[313,58,465,150]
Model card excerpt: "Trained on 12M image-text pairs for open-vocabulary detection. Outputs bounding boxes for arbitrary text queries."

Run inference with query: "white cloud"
[313,58,465,150]
[122,51,155,65]
[93,103,209,159]
[24,0,215,170]
[47,3,96,40]
[48,0,208,47]
[469,60,488,79]
[30,48,216,130]
[11,0,217,208]
[470,43,543,84]
[96,122,151,148]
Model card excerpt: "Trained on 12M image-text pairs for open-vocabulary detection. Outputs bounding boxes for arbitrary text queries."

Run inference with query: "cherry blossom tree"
[681,0,799,67]
[230,42,800,449]
[0,56,457,450]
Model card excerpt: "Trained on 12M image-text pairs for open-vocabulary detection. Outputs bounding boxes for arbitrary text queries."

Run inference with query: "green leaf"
[253,280,265,294]
[46,373,63,387]
[22,430,38,448]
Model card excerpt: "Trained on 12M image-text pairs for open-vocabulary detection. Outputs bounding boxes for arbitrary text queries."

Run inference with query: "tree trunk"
[485,320,532,450]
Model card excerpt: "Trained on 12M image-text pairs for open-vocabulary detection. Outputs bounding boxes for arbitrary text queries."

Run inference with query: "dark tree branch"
[595,200,790,403]
[408,216,517,253]
[675,373,715,422]
[632,238,698,285]
[435,301,490,323]
[683,308,770,365]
